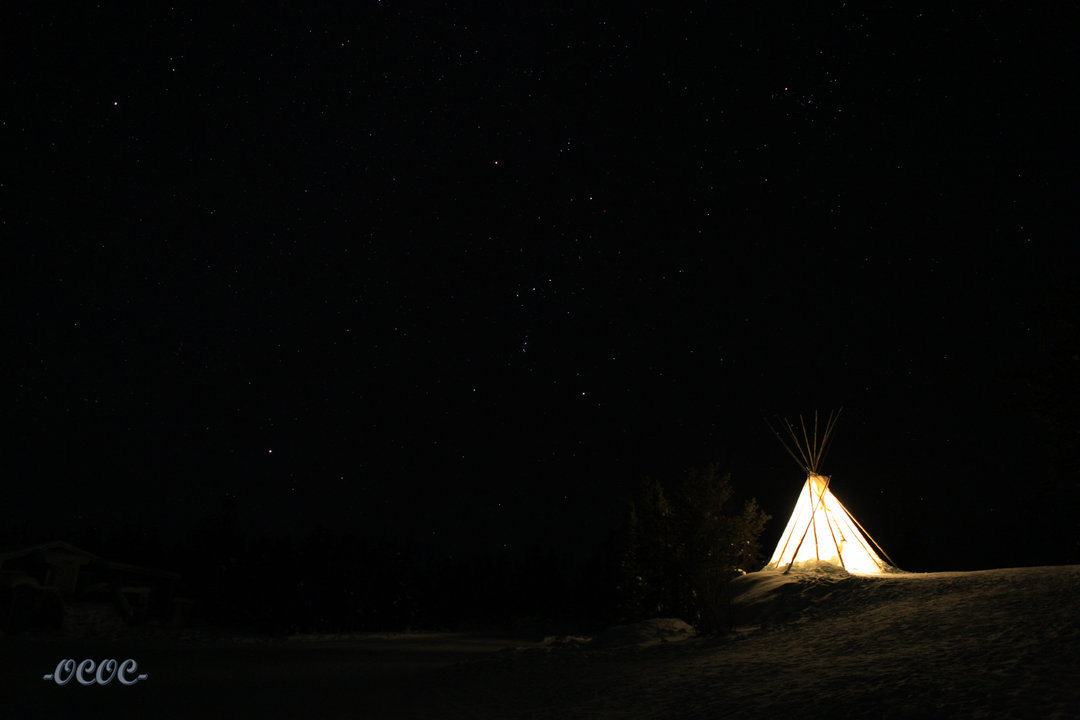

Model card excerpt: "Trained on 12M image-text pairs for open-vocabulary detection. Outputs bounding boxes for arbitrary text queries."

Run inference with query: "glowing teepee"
[765,410,897,574]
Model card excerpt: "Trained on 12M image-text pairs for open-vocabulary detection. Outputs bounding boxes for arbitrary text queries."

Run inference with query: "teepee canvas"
[765,410,896,574]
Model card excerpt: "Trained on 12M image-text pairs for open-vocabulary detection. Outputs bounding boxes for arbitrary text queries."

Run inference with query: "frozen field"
[3,564,1078,718]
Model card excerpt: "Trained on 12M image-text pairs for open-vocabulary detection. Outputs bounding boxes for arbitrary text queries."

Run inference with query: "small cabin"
[0,541,182,633]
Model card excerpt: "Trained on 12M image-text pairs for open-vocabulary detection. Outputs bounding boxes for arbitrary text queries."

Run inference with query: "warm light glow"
[767,474,889,574]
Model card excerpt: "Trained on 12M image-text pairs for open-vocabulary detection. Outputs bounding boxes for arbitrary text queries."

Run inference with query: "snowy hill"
[419,565,1080,719]
[5,565,1079,718]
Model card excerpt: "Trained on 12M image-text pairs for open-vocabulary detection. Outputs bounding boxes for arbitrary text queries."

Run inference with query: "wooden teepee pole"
[800,415,815,472]
[830,493,900,570]
[766,417,809,473]
[783,479,820,574]
[816,408,843,471]
[816,476,847,571]
[787,419,813,471]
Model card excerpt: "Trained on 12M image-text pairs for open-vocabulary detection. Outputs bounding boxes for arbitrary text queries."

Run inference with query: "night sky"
[8,4,1078,573]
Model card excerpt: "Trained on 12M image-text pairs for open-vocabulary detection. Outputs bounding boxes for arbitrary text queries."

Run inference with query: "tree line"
[6,463,771,636]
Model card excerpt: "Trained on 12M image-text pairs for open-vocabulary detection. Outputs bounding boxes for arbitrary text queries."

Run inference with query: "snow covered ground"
[3,564,1078,718]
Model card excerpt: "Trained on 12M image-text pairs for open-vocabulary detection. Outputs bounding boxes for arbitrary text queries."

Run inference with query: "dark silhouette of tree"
[619,475,675,621]
[618,464,770,632]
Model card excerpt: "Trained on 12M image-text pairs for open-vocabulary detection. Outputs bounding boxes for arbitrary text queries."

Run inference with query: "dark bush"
[617,464,769,632]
